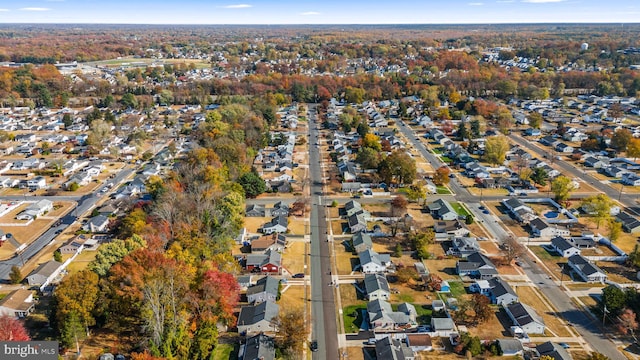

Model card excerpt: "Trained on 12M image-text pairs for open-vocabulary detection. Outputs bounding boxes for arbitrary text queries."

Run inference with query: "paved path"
[308,105,339,359]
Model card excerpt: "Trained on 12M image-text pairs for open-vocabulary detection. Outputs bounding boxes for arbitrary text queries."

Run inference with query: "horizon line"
[0,22,639,26]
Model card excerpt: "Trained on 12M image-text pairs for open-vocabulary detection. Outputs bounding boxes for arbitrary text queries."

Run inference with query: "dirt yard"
[515,285,572,337]
[282,241,306,275]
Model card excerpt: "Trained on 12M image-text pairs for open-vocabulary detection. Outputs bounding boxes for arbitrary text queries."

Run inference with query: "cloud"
[0,8,9,11]
[19,7,51,11]
[496,0,515,2]
[300,11,321,15]
[45,0,65,2]
[468,2,484,5]
[522,0,564,3]
[221,4,252,8]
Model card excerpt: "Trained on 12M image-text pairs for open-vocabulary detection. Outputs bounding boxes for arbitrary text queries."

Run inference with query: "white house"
[506,302,545,335]
[550,236,582,258]
[83,215,110,233]
[26,176,46,189]
[359,249,391,273]
[568,255,607,283]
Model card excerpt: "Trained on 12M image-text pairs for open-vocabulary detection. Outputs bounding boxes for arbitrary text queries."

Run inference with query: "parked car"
[310,341,318,352]
[292,273,305,278]
[559,343,570,349]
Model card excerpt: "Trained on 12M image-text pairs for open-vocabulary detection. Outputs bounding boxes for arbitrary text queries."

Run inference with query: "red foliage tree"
[0,315,31,341]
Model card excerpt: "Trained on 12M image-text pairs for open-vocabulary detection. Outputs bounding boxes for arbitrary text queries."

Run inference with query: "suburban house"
[270,201,289,217]
[245,204,266,217]
[530,218,570,238]
[245,249,282,274]
[502,198,536,223]
[496,339,524,357]
[536,341,572,360]
[16,199,53,220]
[238,333,275,360]
[364,273,390,301]
[83,215,110,233]
[0,289,35,318]
[622,173,640,186]
[352,231,373,253]
[237,300,280,335]
[583,156,608,169]
[428,199,458,221]
[348,213,368,233]
[260,215,288,234]
[434,220,469,238]
[506,302,546,335]
[616,212,640,233]
[551,236,581,258]
[27,260,63,289]
[375,336,415,360]
[246,276,279,304]
[487,277,519,306]
[367,299,417,330]
[59,236,87,254]
[430,317,456,337]
[344,200,368,218]
[359,249,392,273]
[405,333,432,352]
[250,234,286,254]
[456,252,498,279]
[237,274,254,291]
[567,255,607,283]
[447,237,480,258]
[26,176,47,189]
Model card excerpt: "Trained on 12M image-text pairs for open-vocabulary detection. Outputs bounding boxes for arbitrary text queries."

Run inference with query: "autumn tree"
[471,294,492,324]
[627,138,640,161]
[433,166,451,186]
[0,315,30,341]
[528,112,543,129]
[550,175,574,202]
[617,308,638,341]
[362,133,382,151]
[9,265,22,284]
[609,218,623,242]
[484,135,509,165]
[356,147,381,169]
[390,195,409,237]
[54,270,99,339]
[88,235,146,277]
[585,353,611,360]
[581,194,615,229]
[276,308,308,358]
[378,151,416,186]
[611,129,632,153]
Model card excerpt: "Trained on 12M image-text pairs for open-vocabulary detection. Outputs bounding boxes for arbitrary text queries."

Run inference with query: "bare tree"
[617,308,639,342]
[503,236,525,264]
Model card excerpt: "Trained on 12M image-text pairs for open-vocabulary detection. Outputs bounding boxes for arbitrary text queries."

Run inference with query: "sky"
[0,0,638,24]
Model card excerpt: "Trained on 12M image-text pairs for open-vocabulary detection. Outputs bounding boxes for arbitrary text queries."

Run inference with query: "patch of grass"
[448,281,466,298]
[343,305,366,333]
[436,186,452,194]
[397,293,415,303]
[432,147,443,154]
[451,202,470,217]
[212,343,238,360]
[530,245,558,261]
[413,304,433,324]
[441,156,453,163]
[0,293,6,301]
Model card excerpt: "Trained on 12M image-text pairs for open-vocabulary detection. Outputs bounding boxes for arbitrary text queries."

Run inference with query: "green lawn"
[441,156,453,163]
[451,202,470,217]
[530,245,558,261]
[436,186,452,194]
[212,343,237,360]
[413,304,433,325]
[343,304,367,333]
[432,147,444,154]
[448,281,467,298]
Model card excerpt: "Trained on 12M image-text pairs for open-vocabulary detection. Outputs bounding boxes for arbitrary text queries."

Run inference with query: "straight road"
[510,134,640,213]
[398,121,626,359]
[0,167,134,281]
[308,105,339,359]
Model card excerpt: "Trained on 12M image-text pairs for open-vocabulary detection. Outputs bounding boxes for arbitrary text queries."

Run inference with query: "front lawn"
[213,343,238,360]
[436,186,452,194]
[451,202,470,217]
[343,304,367,333]
[448,281,466,298]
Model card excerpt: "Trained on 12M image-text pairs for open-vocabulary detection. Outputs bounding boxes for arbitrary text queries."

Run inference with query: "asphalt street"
[0,167,134,282]
[397,120,626,359]
[307,105,339,359]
